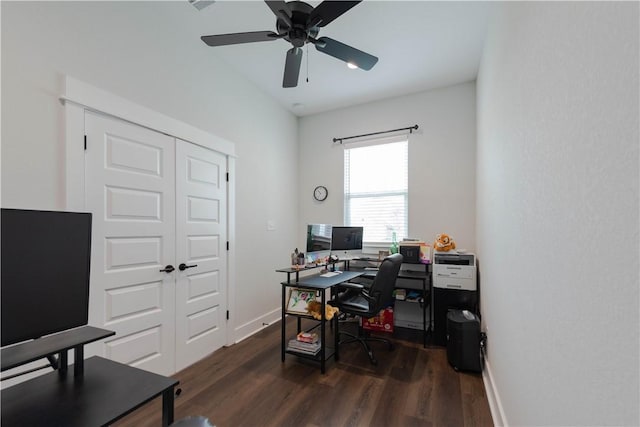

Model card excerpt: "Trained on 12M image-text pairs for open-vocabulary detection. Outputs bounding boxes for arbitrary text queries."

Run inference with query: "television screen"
[331,226,364,251]
[1,209,92,347]
[306,224,332,253]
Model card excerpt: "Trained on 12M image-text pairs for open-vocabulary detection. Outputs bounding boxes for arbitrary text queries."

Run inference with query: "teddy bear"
[434,233,456,252]
[306,300,340,320]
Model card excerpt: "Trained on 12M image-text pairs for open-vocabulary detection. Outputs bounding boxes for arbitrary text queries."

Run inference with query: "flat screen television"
[331,226,364,256]
[306,224,332,253]
[1,208,92,347]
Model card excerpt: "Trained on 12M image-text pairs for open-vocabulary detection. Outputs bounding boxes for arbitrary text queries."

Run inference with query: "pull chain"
[306,44,309,83]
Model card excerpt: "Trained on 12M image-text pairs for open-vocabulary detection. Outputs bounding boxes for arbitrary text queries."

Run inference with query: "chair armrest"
[339,282,364,291]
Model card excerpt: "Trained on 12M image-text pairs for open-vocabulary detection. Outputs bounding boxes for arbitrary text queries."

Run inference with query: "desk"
[275,260,349,284]
[1,326,177,426]
[280,270,363,373]
[1,356,178,426]
[1,326,114,377]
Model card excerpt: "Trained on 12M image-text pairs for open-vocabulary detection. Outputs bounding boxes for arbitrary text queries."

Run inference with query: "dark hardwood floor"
[115,317,493,427]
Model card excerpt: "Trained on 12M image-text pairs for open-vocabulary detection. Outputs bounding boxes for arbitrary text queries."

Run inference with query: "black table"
[1,356,178,427]
[1,326,115,377]
[280,270,364,373]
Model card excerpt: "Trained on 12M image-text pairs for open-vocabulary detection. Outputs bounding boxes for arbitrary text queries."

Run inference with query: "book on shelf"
[287,339,321,355]
[406,290,421,302]
[296,331,318,343]
[288,339,320,350]
[287,346,320,355]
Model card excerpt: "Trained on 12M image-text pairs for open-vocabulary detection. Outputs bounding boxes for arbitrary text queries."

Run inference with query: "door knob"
[179,263,198,271]
[159,265,175,273]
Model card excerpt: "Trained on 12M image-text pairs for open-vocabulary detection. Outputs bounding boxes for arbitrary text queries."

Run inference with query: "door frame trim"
[61,75,236,348]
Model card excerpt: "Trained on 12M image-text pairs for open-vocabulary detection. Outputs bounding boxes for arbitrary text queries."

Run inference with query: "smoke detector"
[188,0,215,11]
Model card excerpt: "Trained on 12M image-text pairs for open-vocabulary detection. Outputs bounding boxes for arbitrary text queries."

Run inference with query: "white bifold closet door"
[174,140,227,371]
[85,112,227,376]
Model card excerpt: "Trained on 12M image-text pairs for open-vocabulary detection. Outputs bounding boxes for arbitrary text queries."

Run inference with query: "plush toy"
[306,300,340,320]
[434,233,456,252]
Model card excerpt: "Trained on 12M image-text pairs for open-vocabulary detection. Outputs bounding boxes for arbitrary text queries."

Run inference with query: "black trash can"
[446,309,482,372]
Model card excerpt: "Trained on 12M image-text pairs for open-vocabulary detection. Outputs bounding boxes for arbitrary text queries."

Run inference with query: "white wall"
[477,2,639,426]
[298,82,477,252]
[1,2,297,342]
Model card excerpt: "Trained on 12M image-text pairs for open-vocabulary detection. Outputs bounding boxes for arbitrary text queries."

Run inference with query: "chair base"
[338,327,394,365]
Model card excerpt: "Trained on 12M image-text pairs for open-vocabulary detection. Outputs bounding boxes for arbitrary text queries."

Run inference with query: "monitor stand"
[333,250,363,260]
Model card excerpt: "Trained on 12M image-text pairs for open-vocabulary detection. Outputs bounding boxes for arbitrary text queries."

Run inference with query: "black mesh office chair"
[329,253,403,365]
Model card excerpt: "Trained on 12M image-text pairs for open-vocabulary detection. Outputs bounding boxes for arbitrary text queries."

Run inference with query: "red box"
[362,306,394,333]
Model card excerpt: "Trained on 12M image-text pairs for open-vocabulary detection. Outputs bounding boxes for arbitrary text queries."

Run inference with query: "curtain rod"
[333,124,419,144]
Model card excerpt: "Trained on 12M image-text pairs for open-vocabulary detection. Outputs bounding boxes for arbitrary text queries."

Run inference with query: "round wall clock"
[313,185,328,201]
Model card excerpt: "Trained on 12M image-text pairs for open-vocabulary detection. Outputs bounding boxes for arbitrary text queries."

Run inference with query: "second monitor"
[331,226,364,258]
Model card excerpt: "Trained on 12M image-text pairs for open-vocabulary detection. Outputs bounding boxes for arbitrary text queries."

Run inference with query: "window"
[344,138,408,243]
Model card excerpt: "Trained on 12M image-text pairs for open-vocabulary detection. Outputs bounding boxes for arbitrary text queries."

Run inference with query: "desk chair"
[330,253,403,365]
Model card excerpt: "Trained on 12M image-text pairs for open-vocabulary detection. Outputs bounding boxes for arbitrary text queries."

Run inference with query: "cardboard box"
[362,306,394,333]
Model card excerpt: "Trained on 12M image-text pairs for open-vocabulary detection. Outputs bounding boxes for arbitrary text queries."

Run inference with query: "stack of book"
[296,331,318,343]
[287,334,321,355]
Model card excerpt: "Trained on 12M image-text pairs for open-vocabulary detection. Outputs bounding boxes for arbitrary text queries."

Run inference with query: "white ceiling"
[188,1,494,116]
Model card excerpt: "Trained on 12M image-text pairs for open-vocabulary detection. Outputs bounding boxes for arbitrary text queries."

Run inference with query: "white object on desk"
[320,271,341,278]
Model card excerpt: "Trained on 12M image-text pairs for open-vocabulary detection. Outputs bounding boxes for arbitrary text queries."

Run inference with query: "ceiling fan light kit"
[201,0,378,88]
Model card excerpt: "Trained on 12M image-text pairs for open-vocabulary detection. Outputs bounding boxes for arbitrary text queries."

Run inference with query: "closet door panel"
[85,112,176,375]
[175,140,227,371]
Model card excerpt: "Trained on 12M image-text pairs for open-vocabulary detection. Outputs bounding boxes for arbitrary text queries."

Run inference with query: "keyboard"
[320,271,340,278]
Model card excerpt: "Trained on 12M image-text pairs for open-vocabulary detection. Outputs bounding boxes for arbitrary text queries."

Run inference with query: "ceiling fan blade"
[283,47,303,88]
[314,37,378,70]
[307,1,361,28]
[201,31,278,47]
[265,0,292,27]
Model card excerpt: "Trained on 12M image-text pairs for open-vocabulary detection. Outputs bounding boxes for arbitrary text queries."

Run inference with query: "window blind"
[344,139,408,243]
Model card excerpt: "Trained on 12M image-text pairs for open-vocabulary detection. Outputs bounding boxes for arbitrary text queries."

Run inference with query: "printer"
[432,252,477,346]
[433,252,476,291]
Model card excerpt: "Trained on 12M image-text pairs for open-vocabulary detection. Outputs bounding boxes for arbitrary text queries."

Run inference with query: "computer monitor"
[331,226,364,258]
[1,208,92,347]
[306,224,332,257]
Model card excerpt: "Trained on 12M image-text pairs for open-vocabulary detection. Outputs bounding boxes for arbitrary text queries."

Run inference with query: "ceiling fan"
[201,0,378,88]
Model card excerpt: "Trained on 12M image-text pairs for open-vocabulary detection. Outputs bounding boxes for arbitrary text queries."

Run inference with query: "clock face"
[313,185,328,201]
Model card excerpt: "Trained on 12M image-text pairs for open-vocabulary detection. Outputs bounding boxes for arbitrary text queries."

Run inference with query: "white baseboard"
[482,354,508,427]
[233,308,281,343]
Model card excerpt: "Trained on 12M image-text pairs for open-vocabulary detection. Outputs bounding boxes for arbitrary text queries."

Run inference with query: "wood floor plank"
[114,318,492,427]
[402,344,434,421]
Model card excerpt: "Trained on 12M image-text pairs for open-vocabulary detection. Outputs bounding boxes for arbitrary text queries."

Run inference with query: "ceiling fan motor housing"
[276,1,319,48]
